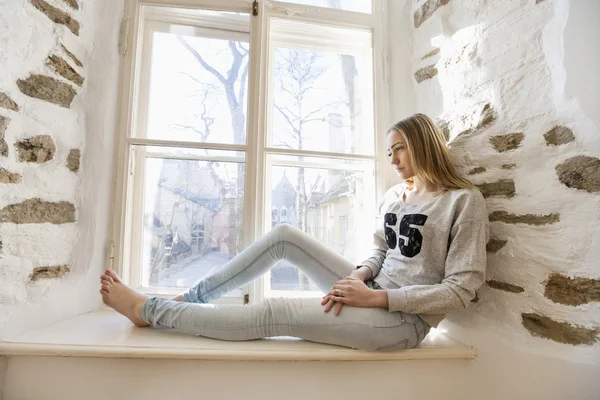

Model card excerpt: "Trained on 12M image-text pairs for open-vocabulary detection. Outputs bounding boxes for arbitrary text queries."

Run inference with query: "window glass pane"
[277,0,372,13]
[269,20,374,155]
[140,10,250,144]
[133,146,245,291]
[267,155,376,293]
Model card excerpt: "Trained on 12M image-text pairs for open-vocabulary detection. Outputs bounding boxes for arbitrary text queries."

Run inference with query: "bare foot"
[100,270,149,327]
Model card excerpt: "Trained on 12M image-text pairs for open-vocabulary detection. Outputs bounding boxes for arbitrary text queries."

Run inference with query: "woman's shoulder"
[446,187,485,203]
[444,187,488,223]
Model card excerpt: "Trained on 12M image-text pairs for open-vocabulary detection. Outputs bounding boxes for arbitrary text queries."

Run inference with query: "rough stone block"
[501,163,516,170]
[477,103,496,130]
[16,135,56,163]
[489,211,559,225]
[414,65,438,83]
[556,156,600,193]
[0,116,8,156]
[414,0,451,28]
[545,274,600,306]
[487,280,524,293]
[67,149,80,172]
[522,313,598,345]
[486,238,507,253]
[30,265,70,281]
[0,92,19,111]
[422,48,440,60]
[476,179,516,198]
[0,198,76,224]
[17,74,77,108]
[61,0,78,10]
[0,168,22,184]
[455,103,497,138]
[544,125,575,146]
[47,55,84,86]
[437,119,450,141]
[468,166,486,175]
[490,132,524,152]
[30,0,79,35]
[61,44,82,67]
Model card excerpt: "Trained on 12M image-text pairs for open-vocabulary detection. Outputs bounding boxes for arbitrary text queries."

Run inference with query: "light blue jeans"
[141,224,429,350]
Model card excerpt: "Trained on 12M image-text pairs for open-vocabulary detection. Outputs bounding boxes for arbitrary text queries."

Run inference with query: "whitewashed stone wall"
[398,0,599,360]
[0,0,122,338]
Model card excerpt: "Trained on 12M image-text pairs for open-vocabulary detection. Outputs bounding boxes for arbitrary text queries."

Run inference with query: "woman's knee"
[269,223,295,238]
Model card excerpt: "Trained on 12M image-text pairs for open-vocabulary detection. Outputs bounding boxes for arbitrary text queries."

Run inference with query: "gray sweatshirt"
[361,184,489,327]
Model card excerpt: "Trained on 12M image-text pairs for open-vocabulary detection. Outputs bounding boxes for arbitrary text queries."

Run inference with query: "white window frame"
[109,0,391,305]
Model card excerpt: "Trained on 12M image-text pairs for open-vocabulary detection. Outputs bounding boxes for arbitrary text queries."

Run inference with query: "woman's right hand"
[349,266,372,282]
[321,266,372,315]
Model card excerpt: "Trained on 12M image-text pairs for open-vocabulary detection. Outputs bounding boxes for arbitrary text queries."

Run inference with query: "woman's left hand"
[321,277,383,316]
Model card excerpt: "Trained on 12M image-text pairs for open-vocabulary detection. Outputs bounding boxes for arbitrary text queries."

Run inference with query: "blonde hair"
[388,113,475,191]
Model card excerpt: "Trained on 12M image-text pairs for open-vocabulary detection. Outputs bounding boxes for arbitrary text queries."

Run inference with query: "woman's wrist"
[372,290,389,308]
[351,266,372,281]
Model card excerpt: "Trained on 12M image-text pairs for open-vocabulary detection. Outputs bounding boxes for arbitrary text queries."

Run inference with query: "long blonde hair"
[388,113,475,190]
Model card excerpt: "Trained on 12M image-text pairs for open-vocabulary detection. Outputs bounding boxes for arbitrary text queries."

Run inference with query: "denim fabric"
[141,224,429,351]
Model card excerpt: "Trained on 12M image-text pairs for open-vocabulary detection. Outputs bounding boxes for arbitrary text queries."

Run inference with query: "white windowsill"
[0,310,475,361]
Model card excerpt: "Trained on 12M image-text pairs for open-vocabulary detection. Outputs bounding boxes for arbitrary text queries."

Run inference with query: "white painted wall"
[2,346,597,400]
[0,0,122,339]
[388,0,600,398]
[563,0,600,131]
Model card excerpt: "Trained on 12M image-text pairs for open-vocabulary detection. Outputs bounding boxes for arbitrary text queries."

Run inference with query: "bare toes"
[101,274,114,284]
[106,270,122,283]
[101,284,111,293]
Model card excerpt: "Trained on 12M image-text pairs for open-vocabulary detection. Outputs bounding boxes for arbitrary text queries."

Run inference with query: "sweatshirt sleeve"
[358,192,392,279]
[387,218,488,315]
[359,221,388,279]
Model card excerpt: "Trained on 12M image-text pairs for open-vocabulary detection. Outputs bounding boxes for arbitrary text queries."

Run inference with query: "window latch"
[252,0,258,16]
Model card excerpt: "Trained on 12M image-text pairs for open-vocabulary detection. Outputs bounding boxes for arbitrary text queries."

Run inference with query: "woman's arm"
[386,219,488,315]
[358,220,389,279]
[357,190,395,280]
[349,266,373,281]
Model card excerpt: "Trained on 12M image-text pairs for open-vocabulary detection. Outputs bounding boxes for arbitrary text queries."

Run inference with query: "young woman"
[100,113,489,351]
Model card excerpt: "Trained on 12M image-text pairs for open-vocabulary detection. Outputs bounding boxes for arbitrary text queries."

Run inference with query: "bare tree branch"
[273,139,294,149]
[237,42,249,56]
[300,101,341,123]
[174,71,207,88]
[238,61,249,106]
[300,117,327,125]
[275,105,301,136]
[171,123,210,139]
[176,36,227,85]
[228,40,243,85]
[275,105,300,122]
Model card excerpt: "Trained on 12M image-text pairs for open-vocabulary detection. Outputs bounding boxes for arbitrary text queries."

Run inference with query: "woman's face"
[386,129,415,180]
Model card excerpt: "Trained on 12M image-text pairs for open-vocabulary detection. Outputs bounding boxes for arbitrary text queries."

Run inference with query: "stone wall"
[400,0,599,360]
[0,0,122,337]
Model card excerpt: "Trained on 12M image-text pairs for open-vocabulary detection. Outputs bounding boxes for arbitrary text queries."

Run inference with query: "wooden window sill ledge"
[0,310,476,361]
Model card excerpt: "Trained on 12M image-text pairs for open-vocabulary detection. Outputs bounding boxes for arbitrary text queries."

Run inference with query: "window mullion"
[372,0,390,199]
[245,0,270,304]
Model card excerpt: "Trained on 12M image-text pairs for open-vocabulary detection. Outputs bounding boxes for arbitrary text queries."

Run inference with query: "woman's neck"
[407,176,443,194]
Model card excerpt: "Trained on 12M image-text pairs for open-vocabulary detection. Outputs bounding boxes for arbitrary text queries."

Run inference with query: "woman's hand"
[321,277,388,316]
